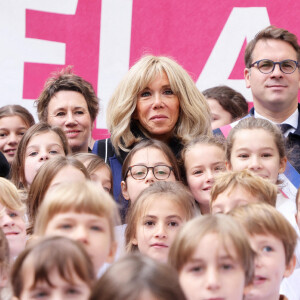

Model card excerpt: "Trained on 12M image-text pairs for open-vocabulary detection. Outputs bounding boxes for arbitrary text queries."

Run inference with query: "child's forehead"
[131,146,170,163]
[188,142,224,154]
[223,184,253,199]
[249,233,283,247]
[29,131,57,142]
[141,195,184,215]
[50,211,107,223]
[234,128,275,142]
[147,192,176,202]
[191,232,239,260]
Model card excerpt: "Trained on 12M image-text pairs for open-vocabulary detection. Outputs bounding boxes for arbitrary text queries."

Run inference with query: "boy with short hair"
[280,188,300,299]
[34,181,119,274]
[169,214,255,300]
[230,203,297,300]
[210,169,277,214]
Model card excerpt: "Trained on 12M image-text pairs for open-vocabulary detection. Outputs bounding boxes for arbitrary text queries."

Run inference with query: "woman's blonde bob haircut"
[34,181,120,242]
[107,55,211,154]
[168,214,255,286]
[125,181,197,253]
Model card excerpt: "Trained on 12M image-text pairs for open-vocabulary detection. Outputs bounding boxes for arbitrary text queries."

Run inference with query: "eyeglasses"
[125,165,173,180]
[250,59,299,74]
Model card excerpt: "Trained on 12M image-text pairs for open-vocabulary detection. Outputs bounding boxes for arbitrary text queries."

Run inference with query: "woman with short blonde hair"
[106,55,211,153]
[93,55,211,204]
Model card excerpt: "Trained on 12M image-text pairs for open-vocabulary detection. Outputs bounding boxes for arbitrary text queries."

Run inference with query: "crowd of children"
[0,25,300,300]
[0,108,299,299]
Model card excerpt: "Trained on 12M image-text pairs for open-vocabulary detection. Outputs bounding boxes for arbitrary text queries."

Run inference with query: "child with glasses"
[125,181,196,263]
[121,139,180,204]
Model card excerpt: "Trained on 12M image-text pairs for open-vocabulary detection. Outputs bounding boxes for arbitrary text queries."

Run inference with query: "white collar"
[254,109,298,136]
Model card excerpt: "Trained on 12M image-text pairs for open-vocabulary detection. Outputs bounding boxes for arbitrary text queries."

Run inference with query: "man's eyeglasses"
[250,59,299,74]
[125,165,173,180]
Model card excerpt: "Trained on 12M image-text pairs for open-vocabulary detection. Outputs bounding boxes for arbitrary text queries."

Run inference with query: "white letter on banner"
[97,0,133,130]
[196,7,270,101]
[0,0,78,117]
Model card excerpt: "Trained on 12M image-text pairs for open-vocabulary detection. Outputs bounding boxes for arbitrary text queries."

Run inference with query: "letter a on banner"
[196,7,270,97]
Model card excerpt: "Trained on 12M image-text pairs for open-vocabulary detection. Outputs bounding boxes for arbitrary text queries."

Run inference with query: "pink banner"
[1,0,300,140]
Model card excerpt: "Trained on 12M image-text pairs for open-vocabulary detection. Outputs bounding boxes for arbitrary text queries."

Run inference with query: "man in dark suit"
[215,25,300,173]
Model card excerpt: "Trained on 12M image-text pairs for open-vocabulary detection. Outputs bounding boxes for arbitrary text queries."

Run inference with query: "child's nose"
[8,133,18,145]
[72,226,89,244]
[39,152,50,161]
[248,156,262,171]
[50,290,65,300]
[145,169,155,184]
[205,170,214,182]
[155,223,167,239]
[206,267,220,291]
[1,213,15,227]
[254,253,263,268]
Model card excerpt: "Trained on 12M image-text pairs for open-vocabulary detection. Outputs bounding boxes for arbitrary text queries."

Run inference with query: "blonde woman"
[93,55,211,202]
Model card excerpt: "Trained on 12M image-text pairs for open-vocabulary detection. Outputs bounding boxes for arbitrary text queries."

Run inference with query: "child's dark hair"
[203,85,248,120]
